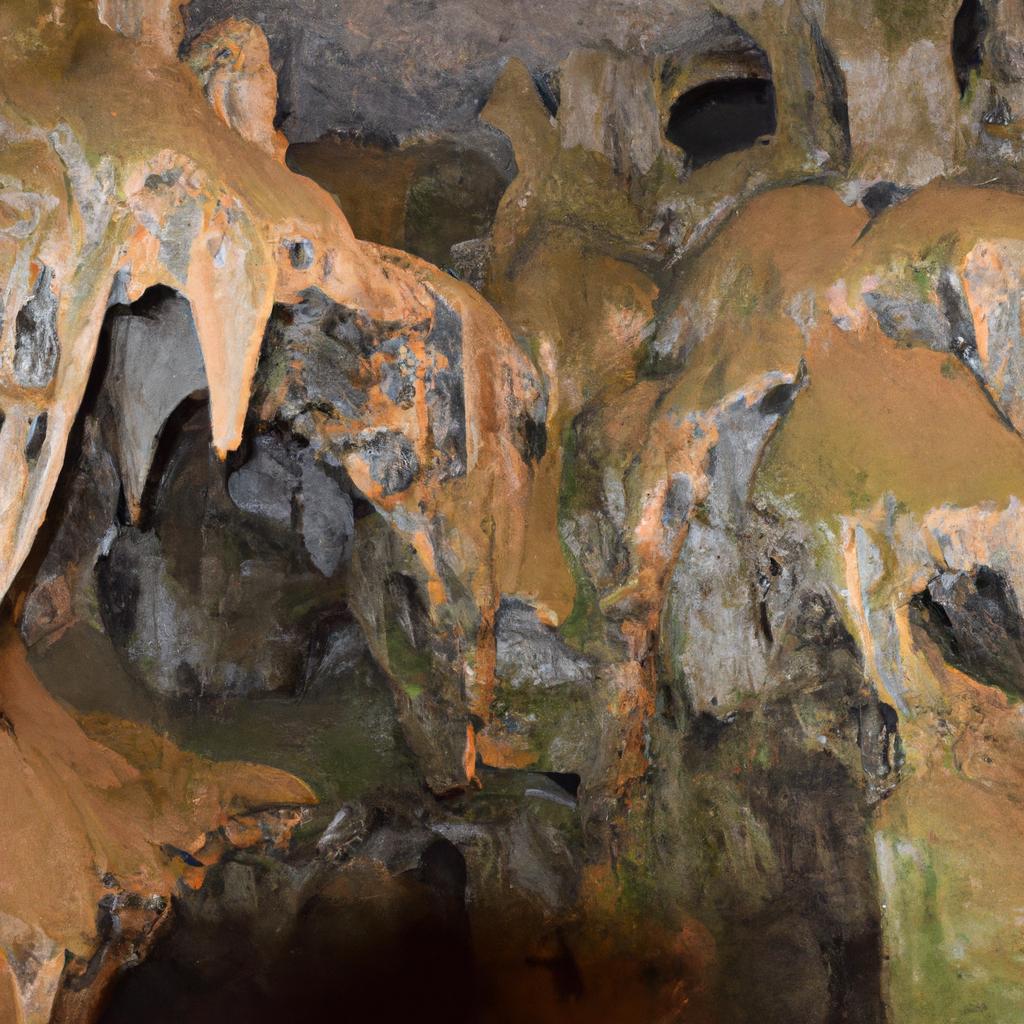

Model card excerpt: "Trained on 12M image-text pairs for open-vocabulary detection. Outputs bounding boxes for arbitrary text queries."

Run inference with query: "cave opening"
[541,770,581,799]
[665,77,776,168]
[952,0,988,97]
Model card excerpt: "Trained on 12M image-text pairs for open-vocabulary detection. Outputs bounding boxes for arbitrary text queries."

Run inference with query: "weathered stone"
[96,403,355,698]
[13,267,59,390]
[495,598,591,690]
[106,289,209,518]
[227,433,298,524]
[448,237,492,292]
[913,566,1024,696]
[298,452,354,576]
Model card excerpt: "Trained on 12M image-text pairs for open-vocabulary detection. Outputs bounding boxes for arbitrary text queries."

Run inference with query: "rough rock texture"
[0,625,315,1024]
[7,1,1024,1022]
[105,288,208,518]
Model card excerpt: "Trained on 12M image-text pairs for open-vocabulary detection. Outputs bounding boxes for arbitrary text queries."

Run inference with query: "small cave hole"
[953,0,988,97]
[285,237,315,270]
[24,412,47,464]
[758,380,798,417]
[541,771,581,799]
[665,77,777,168]
[860,181,915,217]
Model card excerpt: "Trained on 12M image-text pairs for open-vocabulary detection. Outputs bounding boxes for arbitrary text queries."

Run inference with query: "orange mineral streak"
[0,624,315,956]
[462,722,478,784]
[606,659,657,793]
[473,727,538,770]
[357,246,540,721]
[0,955,23,1024]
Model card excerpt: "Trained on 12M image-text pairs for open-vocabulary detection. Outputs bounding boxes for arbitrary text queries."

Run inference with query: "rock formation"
[2,0,1024,1020]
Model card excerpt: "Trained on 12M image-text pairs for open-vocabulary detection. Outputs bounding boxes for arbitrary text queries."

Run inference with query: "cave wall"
[2,1,1024,1022]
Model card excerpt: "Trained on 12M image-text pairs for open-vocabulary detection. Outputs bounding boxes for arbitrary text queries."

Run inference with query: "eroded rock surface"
[7,1,1024,1022]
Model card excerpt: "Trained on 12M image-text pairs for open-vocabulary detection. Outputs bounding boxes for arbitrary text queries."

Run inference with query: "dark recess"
[541,771,581,798]
[952,0,988,97]
[24,413,47,464]
[911,565,1024,696]
[532,70,560,117]
[134,393,211,531]
[666,77,776,168]
[811,20,852,168]
[860,181,915,217]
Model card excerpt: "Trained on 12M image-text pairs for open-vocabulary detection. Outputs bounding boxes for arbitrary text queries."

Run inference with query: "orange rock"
[0,623,315,1020]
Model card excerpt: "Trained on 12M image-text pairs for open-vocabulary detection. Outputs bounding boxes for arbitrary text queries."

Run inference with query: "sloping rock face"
[7,0,1024,1022]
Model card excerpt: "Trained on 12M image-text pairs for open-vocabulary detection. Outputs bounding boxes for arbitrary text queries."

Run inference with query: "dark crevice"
[135,393,211,532]
[810,20,851,168]
[953,0,988,97]
[913,588,961,657]
[532,70,560,117]
[666,77,776,168]
[24,412,47,464]
[757,598,774,646]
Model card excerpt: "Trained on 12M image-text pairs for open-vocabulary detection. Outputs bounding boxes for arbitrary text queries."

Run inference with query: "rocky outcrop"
[0,625,315,1024]
[9,1,1024,1022]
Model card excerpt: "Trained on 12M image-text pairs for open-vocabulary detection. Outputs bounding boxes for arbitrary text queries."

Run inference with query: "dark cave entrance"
[665,77,776,168]
[952,0,988,96]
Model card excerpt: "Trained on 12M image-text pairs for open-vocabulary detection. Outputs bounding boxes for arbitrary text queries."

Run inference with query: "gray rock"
[357,429,419,495]
[185,0,731,151]
[106,290,208,516]
[13,265,60,389]
[913,566,1024,697]
[305,617,368,688]
[423,294,466,480]
[448,237,492,292]
[96,403,356,698]
[661,381,802,715]
[227,434,299,524]
[299,452,354,576]
[228,434,356,577]
[18,420,120,647]
[862,289,950,348]
[317,804,369,859]
[495,597,591,689]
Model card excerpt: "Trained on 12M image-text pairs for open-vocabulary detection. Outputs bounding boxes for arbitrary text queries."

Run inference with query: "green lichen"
[384,623,432,699]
